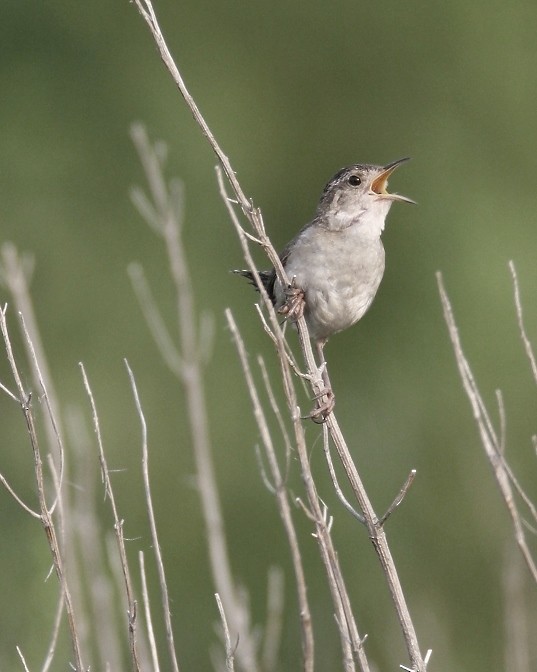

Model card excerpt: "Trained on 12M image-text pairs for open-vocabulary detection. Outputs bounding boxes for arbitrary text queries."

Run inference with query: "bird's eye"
[347,175,361,186]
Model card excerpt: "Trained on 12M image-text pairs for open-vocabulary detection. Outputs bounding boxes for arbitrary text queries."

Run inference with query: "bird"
[235,157,414,420]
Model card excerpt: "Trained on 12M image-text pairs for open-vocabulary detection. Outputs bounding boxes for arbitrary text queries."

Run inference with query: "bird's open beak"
[371,157,415,204]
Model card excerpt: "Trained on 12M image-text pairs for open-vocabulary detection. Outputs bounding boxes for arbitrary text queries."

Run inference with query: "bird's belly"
[277,238,385,341]
[304,279,380,340]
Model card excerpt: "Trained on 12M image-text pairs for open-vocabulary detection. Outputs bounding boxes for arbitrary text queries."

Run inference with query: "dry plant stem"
[16,646,31,672]
[139,551,161,672]
[226,310,315,672]
[130,127,260,672]
[503,546,531,672]
[79,363,141,671]
[261,567,285,672]
[380,470,417,526]
[46,454,78,671]
[66,409,125,672]
[227,182,422,668]
[509,260,537,384]
[215,83,422,672]
[134,4,425,668]
[128,263,183,376]
[0,246,65,514]
[0,307,85,672]
[0,244,64,467]
[322,424,364,524]
[312,349,424,670]
[125,360,180,672]
[227,310,371,672]
[41,588,65,672]
[437,272,537,585]
[133,1,259,232]
[215,594,236,672]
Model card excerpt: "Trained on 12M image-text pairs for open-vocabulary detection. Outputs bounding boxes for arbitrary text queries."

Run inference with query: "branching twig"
[261,567,285,672]
[379,470,417,527]
[139,551,161,672]
[125,359,180,672]
[130,124,260,672]
[133,4,427,669]
[322,424,365,524]
[0,306,85,671]
[215,593,236,672]
[79,363,141,671]
[226,310,315,672]
[509,260,537,385]
[437,272,537,585]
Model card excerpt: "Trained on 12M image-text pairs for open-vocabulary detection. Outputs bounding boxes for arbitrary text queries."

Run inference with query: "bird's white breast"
[274,217,386,341]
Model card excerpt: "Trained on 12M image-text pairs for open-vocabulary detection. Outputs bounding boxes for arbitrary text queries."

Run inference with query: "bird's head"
[318,157,415,232]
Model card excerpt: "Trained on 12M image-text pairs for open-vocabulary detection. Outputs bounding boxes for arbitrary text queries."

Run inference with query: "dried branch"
[503,546,532,672]
[0,244,63,451]
[139,551,161,672]
[66,408,124,672]
[133,4,427,669]
[380,470,417,527]
[79,362,141,671]
[0,306,85,671]
[215,593,236,672]
[125,359,180,672]
[16,646,31,672]
[130,124,261,672]
[128,262,183,376]
[226,310,315,672]
[261,567,285,672]
[322,424,365,524]
[437,271,537,585]
[509,260,537,385]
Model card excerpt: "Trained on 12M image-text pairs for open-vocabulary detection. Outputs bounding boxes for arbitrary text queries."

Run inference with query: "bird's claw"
[278,280,305,322]
[302,387,335,424]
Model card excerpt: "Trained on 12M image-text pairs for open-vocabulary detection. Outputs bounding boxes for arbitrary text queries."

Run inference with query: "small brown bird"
[236,157,414,419]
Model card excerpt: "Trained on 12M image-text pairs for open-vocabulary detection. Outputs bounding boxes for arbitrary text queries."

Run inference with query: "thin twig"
[0,244,63,457]
[257,356,293,480]
[503,545,531,672]
[19,311,65,515]
[139,551,161,672]
[322,424,365,524]
[132,4,426,668]
[226,310,314,672]
[0,377,18,401]
[379,470,417,527]
[125,360,180,672]
[66,408,124,672]
[79,363,141,671]
[128,263,183,376]
[0,469,40,518]
[16,646,31,672]
[261,567,285,672]
[43,453,76,672]
[130,125,260,672]
[0,306,85,671]
[496,390,507,456]
[437,272,537,585]
[219,131,425,672]
[509,260,537,385]
[228,310,372,672]
[215,593,236,672]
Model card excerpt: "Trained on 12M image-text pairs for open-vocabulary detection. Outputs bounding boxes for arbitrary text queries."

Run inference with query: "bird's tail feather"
[233,268,276,303]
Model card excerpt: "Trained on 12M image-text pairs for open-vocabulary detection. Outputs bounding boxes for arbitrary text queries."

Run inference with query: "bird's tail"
[233,268,276,303]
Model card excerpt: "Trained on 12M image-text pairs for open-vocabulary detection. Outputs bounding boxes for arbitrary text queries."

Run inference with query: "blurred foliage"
[1,0,537,670]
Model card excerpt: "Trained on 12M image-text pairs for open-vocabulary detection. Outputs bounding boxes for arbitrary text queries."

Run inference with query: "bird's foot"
[302,387,335,424]
[278,280,305,322]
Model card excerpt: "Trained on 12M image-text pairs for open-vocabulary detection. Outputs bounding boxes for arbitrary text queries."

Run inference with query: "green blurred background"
[1,0,537,670]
